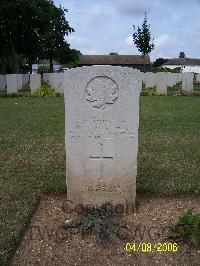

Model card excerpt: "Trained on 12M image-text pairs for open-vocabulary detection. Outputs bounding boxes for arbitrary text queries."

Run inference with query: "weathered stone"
[167,73,179,87]
[16,74,23,91]
[43,73,51,84]
[6,74,18,94]
[30,74,41,93]
[144,72,156,88]
[182,73,194,91]
[156,72,168,94]
[64,66,142,207]
[48,73,64,94]
[176,73,182,83]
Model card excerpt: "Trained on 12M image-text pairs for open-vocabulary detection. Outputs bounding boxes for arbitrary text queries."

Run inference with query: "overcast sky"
[54,0,200,61]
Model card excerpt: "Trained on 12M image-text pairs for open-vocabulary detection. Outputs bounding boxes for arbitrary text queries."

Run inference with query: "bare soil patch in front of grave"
[10,192,200,266]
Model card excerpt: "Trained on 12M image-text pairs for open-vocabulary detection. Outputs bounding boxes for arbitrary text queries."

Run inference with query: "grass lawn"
[0,96,200,264]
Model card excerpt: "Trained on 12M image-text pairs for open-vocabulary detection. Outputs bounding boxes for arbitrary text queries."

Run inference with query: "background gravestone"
[144,72,156,88]
[64,66,141,206]
[30,74,41,93]
[16,74,23,91]
[182,73,194,91]
[156,72,168,95]
[43,73,51,84]
[6,74,18,94]
[44,73,64,94]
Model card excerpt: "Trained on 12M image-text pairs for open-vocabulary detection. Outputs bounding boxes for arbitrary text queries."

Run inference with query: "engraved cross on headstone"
[90,142,113,180]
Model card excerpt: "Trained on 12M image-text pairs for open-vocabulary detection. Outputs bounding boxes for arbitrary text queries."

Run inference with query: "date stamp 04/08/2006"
[125,242,180,253]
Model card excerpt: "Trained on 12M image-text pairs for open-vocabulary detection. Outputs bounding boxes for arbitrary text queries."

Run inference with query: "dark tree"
[133,13,155,56]
[179,52,186,58]
[152,58,169,68]
[109,52,119,55]
[0,0,78,73]
[38,4,77,72]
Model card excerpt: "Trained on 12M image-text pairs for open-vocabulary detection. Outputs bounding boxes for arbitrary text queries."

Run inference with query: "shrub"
[33,84,55,97]
[0,92,8,98]
[62,207,127,242]
[169,210,200,247]
[141,87,156,96]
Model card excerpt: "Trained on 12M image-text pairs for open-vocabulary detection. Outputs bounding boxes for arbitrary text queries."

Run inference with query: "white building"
[163,58,200,73]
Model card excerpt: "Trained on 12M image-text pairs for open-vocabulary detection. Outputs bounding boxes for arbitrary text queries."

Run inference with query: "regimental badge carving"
[85,76,118,110]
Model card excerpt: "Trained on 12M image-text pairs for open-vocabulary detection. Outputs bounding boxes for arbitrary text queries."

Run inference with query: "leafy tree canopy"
[133,12,154,56]
[152,58,169,67]
[0,0,80,73]
[179,52,186,58]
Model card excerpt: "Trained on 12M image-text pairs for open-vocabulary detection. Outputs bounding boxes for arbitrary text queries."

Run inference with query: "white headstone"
[64,66,141,207]
[30,74,41,93]
[0,74,6,92]
[156,72,168,94]
[46,73,64,94]
[182,73,194,91]
[43,73,51,84]
[176,73,182,83]
[16,74,23,91]
[144,72,156,88]
[167,73,179,87]
[6,74,18,94]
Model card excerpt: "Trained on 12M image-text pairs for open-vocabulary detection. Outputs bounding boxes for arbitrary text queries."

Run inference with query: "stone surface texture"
[64,66,141,207]
[144,72,156,88]
[182,73,194,91]
[156,72,168,94]
[6,74,18,94]
[49,73,64,94]
[30,74,41,93]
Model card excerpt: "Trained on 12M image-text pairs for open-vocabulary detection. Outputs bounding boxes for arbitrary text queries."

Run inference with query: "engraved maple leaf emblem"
[85,77,118,110]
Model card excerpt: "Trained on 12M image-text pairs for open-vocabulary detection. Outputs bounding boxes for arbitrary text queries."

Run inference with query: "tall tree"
[179,52,186,58]
[38,4,76,72]
[0,0,78,73]
[0,0,20,72]
[153,58,169,68]
[133,13,154,56]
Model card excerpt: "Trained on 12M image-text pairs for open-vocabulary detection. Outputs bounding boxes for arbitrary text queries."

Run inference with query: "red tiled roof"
[79,55,150,65]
